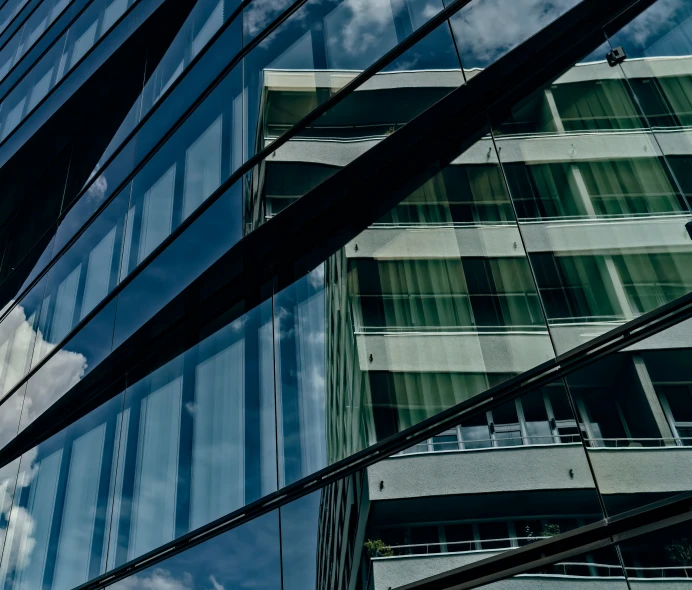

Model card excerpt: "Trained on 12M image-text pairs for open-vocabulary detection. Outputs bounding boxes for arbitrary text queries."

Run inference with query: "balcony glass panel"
[618,518,692,582]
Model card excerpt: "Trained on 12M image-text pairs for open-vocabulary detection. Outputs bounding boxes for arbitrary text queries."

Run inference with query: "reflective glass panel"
[0,0,30,37]
[109,298,276,566]
[565,314,692,517]
[446,0,581,80]
[0,0,75,83]
[618,517,692,583]
[18,298,116,432]
[108,510,281,590]
[0,0,135,146]
[491,43,692,354]
[120,65,242,279]
[0,394,123,590]
[340,381,602,590]
[246,16,463,228]
[0,279,45,399]
[243,0,447,160]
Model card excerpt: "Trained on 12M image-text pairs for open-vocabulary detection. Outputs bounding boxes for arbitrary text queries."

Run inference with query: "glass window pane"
[19,298,117,432]
[275,267,327,487]
[244,0,449,160]
[110,299,276,567]
[0,280,45,399]
[566,314,692,516]
[183,115,222,220]
[491,41,692,354]
[0,394,123,590]
[121,65,241,280]
[447,0,581,78]
[108,510,281,590]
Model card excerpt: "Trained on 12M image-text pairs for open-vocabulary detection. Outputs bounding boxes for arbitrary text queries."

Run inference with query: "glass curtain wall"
[490,0,692,354]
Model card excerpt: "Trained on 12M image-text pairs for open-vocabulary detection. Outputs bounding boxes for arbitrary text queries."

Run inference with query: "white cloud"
[327,0,397,57]
[615,0,686,55]
[0,299,87,438]
[244,0,295,37]
[113,568,194,590]
[85,174,108,204]
[451,0,579,67]
[209,575,225,590]
[307,264,324,290]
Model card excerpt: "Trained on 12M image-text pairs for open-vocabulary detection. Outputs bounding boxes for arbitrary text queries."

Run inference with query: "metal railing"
[376,549,692,580]
[384,537,550,556]
[399,434,582,455]
[587,437,692,448]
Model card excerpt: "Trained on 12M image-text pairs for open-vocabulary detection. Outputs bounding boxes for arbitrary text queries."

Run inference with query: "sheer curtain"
[191,339,244,530]
[183,116,222,221]
[52,425,107,590]
[392,372,490,430]
[0,450,62,590]
[129,377,182,560]
[295,289,327,480]
[659,76,692,127]
[372,260,472,330]
[578,159,682,216]
[553,79,643,131]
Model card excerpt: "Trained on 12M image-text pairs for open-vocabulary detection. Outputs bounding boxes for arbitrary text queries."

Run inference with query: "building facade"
[0,0,688,589]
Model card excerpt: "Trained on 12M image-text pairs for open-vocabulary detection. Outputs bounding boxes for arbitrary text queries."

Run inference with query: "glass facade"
[0,0,691,589]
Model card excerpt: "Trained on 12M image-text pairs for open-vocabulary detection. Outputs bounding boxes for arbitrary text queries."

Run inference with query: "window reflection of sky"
[109,511,282,590]
[609,0,692,58]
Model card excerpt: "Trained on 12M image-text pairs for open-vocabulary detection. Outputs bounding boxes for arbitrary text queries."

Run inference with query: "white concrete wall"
[367,444,594,500]
[372,550,501,589]
[356,332,553,374]
[519,216,689,254]
[588,447,692,495]
[373,552,631,590]
[346,226,524,260]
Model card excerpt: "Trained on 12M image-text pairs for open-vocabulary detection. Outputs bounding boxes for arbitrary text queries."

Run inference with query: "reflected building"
[1,0,692,589]
[242,25,692,590]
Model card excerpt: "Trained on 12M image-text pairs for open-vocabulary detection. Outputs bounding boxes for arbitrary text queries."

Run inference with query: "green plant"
[666,538,692,566]
[541,524,562,538]
[525,523,561,542]
[364,539,394,558]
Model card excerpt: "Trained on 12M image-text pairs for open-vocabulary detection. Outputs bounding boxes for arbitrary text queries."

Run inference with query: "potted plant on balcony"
[666,537,692,576]
[364,539,394,558]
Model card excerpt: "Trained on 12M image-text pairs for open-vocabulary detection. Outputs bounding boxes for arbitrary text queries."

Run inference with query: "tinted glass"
[108,510,281,590]
[0,394,123,590]
[491,42,692,354]
[565,314,692,516]
[109,298,276,566]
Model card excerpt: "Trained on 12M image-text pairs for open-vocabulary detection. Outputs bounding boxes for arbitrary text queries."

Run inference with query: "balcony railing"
[375,548,689,580]
[385,536,551,557]
[587,437,692,448]
[398,434,582,456]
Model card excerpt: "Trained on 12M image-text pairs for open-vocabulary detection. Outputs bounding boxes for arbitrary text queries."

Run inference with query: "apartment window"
[657,384,692,446]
